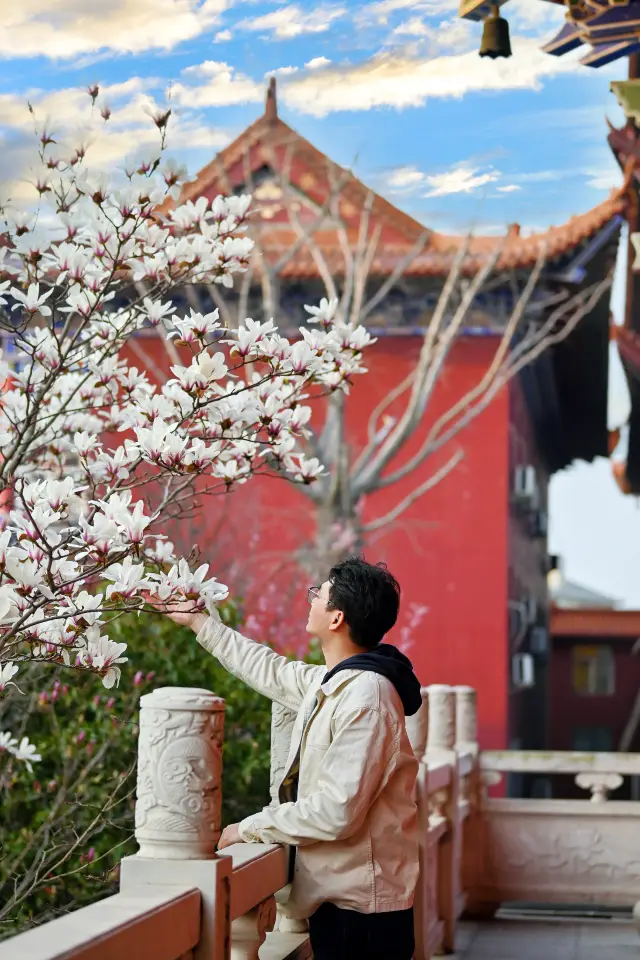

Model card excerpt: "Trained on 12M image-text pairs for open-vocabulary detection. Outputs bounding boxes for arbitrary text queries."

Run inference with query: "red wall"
[123,333,511,748]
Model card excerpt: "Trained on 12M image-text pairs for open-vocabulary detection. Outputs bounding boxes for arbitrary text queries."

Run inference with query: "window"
[571,644,615,696]
[572,726,612,753]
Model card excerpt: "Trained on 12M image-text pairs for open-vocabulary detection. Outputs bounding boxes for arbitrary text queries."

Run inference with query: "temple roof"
[165,80,628,279]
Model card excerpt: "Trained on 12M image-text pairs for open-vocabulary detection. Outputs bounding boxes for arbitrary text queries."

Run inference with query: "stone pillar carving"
[406,686,429,761]
[454,686,477,752]
[270,701,296,806]
[426,684,456,755]
[231,897,276,960]
[134,686,225,859]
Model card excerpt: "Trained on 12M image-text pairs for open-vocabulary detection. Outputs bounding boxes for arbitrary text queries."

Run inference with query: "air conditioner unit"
[512,652,535,688]
[514,465,538,504]
[531,508,547,539]
[530,626,549,656]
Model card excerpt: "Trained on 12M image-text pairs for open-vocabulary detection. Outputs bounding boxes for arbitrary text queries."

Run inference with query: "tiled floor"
[453,915,638,959]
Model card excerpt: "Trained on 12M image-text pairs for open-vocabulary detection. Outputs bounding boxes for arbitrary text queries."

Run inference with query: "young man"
[161,556,421,960]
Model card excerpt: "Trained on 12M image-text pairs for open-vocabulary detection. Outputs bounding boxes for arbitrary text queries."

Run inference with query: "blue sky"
[2,0,639,603]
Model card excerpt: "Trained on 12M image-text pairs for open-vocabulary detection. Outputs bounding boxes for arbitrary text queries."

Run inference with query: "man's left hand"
[218,823,244,850]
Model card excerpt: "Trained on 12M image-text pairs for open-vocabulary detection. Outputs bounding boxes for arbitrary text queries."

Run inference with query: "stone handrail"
[0,886,201,960]
[481,749,640,802]
[2,679,638,959]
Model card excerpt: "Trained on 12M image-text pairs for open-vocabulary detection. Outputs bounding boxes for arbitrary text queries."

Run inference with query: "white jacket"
[197,613,419,919]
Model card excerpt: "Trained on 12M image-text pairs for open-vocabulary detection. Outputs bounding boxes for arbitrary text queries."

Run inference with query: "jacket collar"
[320,667,363,698]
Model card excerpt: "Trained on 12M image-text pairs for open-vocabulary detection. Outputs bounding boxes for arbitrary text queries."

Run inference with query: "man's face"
[306,580,337,638]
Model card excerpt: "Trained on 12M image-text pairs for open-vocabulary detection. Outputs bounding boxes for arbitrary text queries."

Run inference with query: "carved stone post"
[425,685,459,954]
[454,686,477,753]
[231,897,277,960]
[426,684,456,756]
[121,687,233,960]
[406,687,429,761]
[134,686,225,859]
[453,685,487,923]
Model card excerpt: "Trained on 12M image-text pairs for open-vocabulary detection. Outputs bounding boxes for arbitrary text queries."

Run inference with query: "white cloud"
[584,168,623,191]
[173,60,263,106]
[496,184,522,193]
[386,165,426,190]
[386,15,473,53]
[214,28,233,41]
[362,0,457,25]
[422,163,499,197]
[281,37,580,116]
[383,160,500,197]
[305,56,331,70]
[238,4,345,39]
[268,65,299,76]
[0,0,229,59]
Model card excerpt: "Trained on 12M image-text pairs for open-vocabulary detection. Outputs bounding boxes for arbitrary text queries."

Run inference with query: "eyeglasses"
[307,586,321,604]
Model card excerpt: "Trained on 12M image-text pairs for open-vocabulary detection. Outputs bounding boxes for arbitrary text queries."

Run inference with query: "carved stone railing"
[467,748,640,920]
[412,684,480,959]
[2,680,639,960]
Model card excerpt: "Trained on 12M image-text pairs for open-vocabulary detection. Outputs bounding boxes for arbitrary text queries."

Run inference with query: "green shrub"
[0,604,317,938]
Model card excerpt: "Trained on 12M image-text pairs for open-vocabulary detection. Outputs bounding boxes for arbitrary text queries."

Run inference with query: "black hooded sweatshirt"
[321,642,422,717]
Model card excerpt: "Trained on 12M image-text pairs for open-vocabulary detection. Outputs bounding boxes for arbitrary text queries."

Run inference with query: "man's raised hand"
[145,594,209,633]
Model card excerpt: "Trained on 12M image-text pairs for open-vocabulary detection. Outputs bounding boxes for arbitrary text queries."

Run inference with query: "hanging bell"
[479,5,512,59]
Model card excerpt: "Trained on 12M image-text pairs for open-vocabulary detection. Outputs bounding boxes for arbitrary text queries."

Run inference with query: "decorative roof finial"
[265,76,277,125]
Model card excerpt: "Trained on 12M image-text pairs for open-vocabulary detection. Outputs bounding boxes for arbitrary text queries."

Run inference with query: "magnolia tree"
[0,91,375,769]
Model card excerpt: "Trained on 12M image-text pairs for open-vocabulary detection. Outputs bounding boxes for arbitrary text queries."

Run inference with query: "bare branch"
[206,282,234,329]
[352,238,477,489]
[374,244,547,489]
[362,449,464,534]
[365,371,415,444]
[359,230,431,324]
[405,270,614,472]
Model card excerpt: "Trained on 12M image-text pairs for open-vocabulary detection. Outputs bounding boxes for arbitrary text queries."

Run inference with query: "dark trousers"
[308,901,415,960]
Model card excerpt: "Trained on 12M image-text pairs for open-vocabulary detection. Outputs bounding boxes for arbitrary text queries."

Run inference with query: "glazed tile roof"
[162,85,628,279]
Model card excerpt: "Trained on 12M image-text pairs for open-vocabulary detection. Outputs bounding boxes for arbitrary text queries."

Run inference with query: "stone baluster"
[406,686,429,761]
[120,687,233,960]
[426,684,456,757]
[454,686,477,754]
[454,686,479,810]
[575,772,623,803]
[425,685,459,955]
[231,897,277,960]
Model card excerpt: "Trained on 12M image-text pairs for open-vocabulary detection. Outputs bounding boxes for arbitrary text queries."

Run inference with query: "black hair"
[326,555,400,650]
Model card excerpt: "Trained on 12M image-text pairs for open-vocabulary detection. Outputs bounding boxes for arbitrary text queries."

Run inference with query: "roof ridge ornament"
[265,76,277,125]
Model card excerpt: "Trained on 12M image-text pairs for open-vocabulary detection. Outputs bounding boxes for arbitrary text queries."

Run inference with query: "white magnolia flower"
[79,629,128,689]
[0,731,17,752]
[10,283,54,316]
[104,556,150,599]
[0,662,19,692]
[12,736,42,771]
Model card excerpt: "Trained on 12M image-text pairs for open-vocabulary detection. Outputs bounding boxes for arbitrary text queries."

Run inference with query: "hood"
[322,643,422,717]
